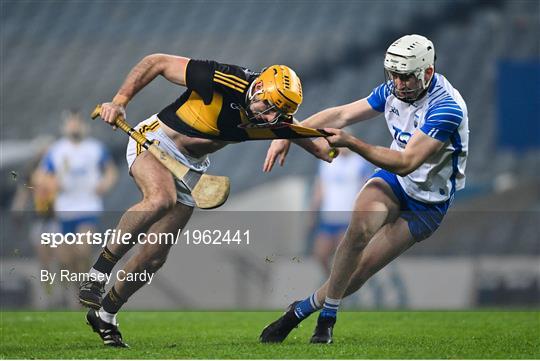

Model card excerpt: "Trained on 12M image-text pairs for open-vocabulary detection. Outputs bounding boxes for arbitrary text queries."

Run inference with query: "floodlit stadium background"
[1,0,539,310]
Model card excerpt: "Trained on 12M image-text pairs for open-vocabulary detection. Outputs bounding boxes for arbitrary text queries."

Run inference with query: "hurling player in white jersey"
[260,34,469,344]
[41,111,118,287]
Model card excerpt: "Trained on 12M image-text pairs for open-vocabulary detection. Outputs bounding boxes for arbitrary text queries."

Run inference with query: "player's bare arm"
[324,128,444,176]
[263,138,336,172]
[296,98,381,161]
[263,99,378,171]
[301,98,380,129]
[294,138,336,161]
[99,54,190,125]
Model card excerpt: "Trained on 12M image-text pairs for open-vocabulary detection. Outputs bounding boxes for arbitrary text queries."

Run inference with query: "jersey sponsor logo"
[390,106,400,116]
[230,103,241,110]
[392,125,412,146]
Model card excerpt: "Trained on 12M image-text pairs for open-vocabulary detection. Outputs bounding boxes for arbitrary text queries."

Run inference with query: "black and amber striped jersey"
[158,60,260,141]
[157,60,321,142]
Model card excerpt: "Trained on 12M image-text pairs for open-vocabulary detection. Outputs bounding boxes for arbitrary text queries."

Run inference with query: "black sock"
[92,247,120,275]
[102,287,126,314]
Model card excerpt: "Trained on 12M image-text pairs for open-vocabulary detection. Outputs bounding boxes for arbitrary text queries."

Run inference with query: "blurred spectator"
[310,148,372,276]
[40,109,118,306]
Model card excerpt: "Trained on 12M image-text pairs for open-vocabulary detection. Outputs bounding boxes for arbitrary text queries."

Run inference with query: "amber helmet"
[246,65,303,123]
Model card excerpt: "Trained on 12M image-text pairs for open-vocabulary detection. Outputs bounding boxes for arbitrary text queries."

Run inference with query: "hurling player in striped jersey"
[261,34,469,344]
[79,54,334,347]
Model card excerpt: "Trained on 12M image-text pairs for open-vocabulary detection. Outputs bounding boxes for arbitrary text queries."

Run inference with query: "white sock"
[98,309,118,325]
[323,297,341,310]
[311,291,322,309]
[89,267,105,278]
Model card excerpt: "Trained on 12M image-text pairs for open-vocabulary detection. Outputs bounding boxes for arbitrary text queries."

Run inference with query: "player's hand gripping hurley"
[91,104,230,209]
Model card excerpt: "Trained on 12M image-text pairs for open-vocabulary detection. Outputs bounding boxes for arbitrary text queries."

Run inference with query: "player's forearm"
[348,138,413,176]
[301,99,378,129]
[301,107,348,129]
[293,138,332,162]
[113,54,165,106]
[291,137,314,150]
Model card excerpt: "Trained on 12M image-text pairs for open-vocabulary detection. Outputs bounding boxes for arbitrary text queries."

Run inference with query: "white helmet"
[384,34,435,102]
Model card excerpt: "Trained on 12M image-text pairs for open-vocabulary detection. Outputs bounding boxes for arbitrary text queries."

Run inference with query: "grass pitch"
[1,310,538,359]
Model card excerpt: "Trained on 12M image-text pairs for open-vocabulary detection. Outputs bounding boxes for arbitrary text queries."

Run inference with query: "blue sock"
[320,297,341,319]
[293,292,321,320]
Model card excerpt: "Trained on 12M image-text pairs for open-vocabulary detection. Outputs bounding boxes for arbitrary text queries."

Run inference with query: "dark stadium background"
[1,0,539,312]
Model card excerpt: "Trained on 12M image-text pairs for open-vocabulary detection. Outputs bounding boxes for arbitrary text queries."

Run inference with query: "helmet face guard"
[384,67,429,102]
[244,65,302,124]
[383,34,435,102]
[245,85,291,125]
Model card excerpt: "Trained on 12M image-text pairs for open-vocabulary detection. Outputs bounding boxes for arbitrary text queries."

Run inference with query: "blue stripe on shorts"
[371,169,450,241]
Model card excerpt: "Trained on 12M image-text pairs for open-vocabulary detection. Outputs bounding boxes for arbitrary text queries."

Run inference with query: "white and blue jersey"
[367,73,469,203]
[42,137,111,220]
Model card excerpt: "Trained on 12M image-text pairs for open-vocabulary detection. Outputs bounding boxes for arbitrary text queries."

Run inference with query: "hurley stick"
[91,104,230,209]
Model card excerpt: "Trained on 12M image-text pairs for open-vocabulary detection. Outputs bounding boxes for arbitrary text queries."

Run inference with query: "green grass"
[1,310,539,359]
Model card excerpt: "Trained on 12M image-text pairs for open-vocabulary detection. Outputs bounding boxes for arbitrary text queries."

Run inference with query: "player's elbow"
[395,157,420,177]
[143,53,168,63]
[141,53,170,73]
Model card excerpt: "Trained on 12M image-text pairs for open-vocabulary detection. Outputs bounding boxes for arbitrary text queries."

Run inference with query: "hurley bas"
[40,269,155,285]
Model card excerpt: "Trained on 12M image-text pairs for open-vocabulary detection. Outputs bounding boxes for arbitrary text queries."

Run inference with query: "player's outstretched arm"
[324,128,444,176]
[262,98,378,171]
[301,98,380,129]
[99,54,190,126]
[262,99,379,172]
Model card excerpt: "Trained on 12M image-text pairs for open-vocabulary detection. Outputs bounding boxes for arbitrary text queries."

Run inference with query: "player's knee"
[147,256,167,273]
[141,251,168,273]
[142,192,176,215]
[344,226,373,250]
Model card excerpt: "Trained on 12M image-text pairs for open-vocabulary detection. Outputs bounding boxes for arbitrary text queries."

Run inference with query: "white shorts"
[126,115,210,207]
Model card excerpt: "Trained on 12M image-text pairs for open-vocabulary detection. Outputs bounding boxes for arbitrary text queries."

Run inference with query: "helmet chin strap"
[410,70,434,102]
[243,81,262,122]
[245,81,258,104]
[420,68,435,91]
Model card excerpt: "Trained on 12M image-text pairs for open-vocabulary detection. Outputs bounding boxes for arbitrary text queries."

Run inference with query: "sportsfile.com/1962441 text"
[40,228,251,248]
